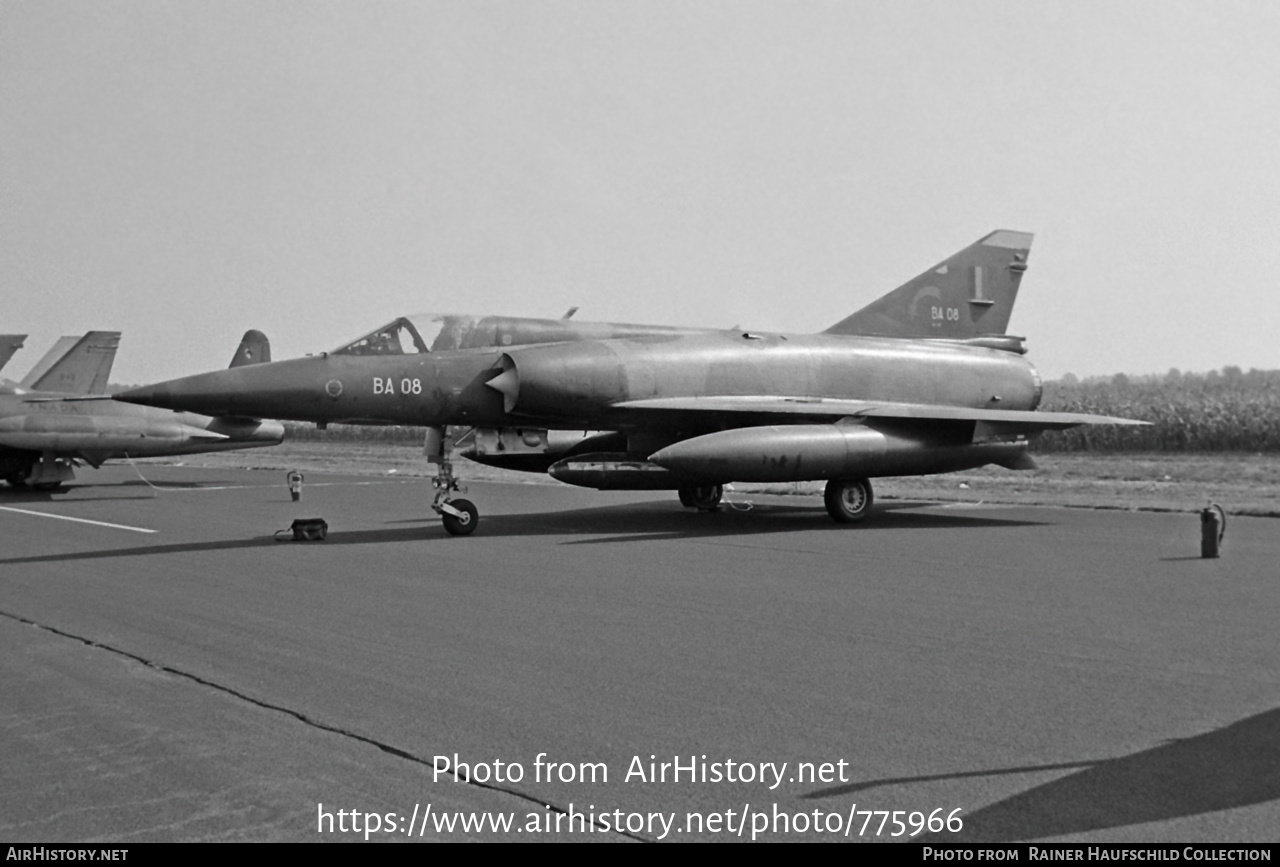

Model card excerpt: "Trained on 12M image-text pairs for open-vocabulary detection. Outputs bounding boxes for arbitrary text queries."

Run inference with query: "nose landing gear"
[427,427,478,536]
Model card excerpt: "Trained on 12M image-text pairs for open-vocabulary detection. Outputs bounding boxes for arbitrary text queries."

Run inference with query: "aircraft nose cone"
[112,368,261,418]
[111,358,324,420]
[114,383,174,409]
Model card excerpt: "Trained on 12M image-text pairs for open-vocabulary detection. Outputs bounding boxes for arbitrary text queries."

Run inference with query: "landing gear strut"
[426,427,477,536]
[824,477,873,524]
[2,454,74,491]
[678,484,723,511]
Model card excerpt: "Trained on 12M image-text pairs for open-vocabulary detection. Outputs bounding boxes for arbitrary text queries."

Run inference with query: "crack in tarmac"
[0,607,651,843]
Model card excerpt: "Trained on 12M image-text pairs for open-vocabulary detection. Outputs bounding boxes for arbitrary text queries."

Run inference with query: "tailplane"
[22,331,121,393]
[824,230,1033,339]
[229,330,271,368]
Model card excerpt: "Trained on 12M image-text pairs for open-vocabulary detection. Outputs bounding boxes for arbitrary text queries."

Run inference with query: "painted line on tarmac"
[0,506,157,534]
[155,480,419,492]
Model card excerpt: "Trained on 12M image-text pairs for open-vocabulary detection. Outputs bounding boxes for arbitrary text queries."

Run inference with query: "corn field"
[281,366,1280,453]
[1037,368,1280,452]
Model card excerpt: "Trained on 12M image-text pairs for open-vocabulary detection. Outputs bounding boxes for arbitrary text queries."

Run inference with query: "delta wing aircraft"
[116,231,1145,533]
[1,330,283,490]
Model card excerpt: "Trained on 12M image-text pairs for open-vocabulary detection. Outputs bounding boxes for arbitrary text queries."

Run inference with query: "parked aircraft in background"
[116,231,1145,533]
[1,331,283,490]
[0,335,26,374]
[10,331,122,394]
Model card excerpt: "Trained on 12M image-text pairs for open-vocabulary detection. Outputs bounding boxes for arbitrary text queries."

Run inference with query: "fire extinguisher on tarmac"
[1200,503,1226,558]
[287,470,304,502]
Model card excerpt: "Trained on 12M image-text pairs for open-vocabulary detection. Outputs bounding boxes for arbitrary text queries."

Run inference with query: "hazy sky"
[2,0,1277,383]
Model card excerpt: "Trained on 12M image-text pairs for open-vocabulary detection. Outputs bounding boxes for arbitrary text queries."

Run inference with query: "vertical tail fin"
[20,336,78,387]
[229,330,271,368]
[824,230,1033,339]
[22,331,121,393]
[0,335,26,374]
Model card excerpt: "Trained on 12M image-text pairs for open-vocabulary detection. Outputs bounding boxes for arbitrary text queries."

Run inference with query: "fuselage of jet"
[116,331,1039,428]
[0,386,283,485]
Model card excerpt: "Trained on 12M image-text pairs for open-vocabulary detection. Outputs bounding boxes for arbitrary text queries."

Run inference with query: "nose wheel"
[439,497,478,536]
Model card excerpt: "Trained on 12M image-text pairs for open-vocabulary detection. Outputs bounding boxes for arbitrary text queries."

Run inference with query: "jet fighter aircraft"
[115,231,1145,532]
[1,330,283,490]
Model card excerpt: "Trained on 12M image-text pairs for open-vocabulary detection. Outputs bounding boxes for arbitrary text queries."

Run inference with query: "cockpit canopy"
[331,316,439,356]
[331,313,707,356]
[331,314,541,356]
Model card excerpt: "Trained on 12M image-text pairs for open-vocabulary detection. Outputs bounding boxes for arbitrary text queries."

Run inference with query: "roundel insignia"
[908,286,944,320]
[325,379,343,398]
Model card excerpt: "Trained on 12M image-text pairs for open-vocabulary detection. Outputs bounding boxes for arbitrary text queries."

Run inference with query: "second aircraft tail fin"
[22,331,121,393]
[0,334,26,374]
[824,230,1033,339]
[229,330,272,368]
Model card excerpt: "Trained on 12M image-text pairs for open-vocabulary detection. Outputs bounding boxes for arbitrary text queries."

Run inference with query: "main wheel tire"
[824,478,873,524]
[677,488,695,508]
[441,499,479,536]
[689,484,723,511]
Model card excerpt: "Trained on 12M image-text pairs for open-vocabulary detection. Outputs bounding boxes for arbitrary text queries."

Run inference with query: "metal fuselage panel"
[117,333,1039,437]
[126,352,510,427]
[505,332,1040,426]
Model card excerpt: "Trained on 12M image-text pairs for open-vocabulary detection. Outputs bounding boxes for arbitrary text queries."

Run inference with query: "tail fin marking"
[824,230,1033,340]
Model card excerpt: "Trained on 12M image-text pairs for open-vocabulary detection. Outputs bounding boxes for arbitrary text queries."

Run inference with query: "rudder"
[824,230,1033,339]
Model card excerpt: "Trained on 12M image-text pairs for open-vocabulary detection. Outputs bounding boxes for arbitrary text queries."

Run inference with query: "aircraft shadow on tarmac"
[0,501,1048,566]
[0,528,436,566]
[804,707,1280,842]
[0,479,243,504]
[0,489,167,505]
[398,499,1048,544]
[113,479,238,489]
[512,500,1045,544]
[0,488,72,504]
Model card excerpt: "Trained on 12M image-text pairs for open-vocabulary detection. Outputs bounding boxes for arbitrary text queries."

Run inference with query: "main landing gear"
[677,479,873,523]
[678,484,723,511]
[2,454,74,492]
[426,427,478,536]
[824,477,873,523]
